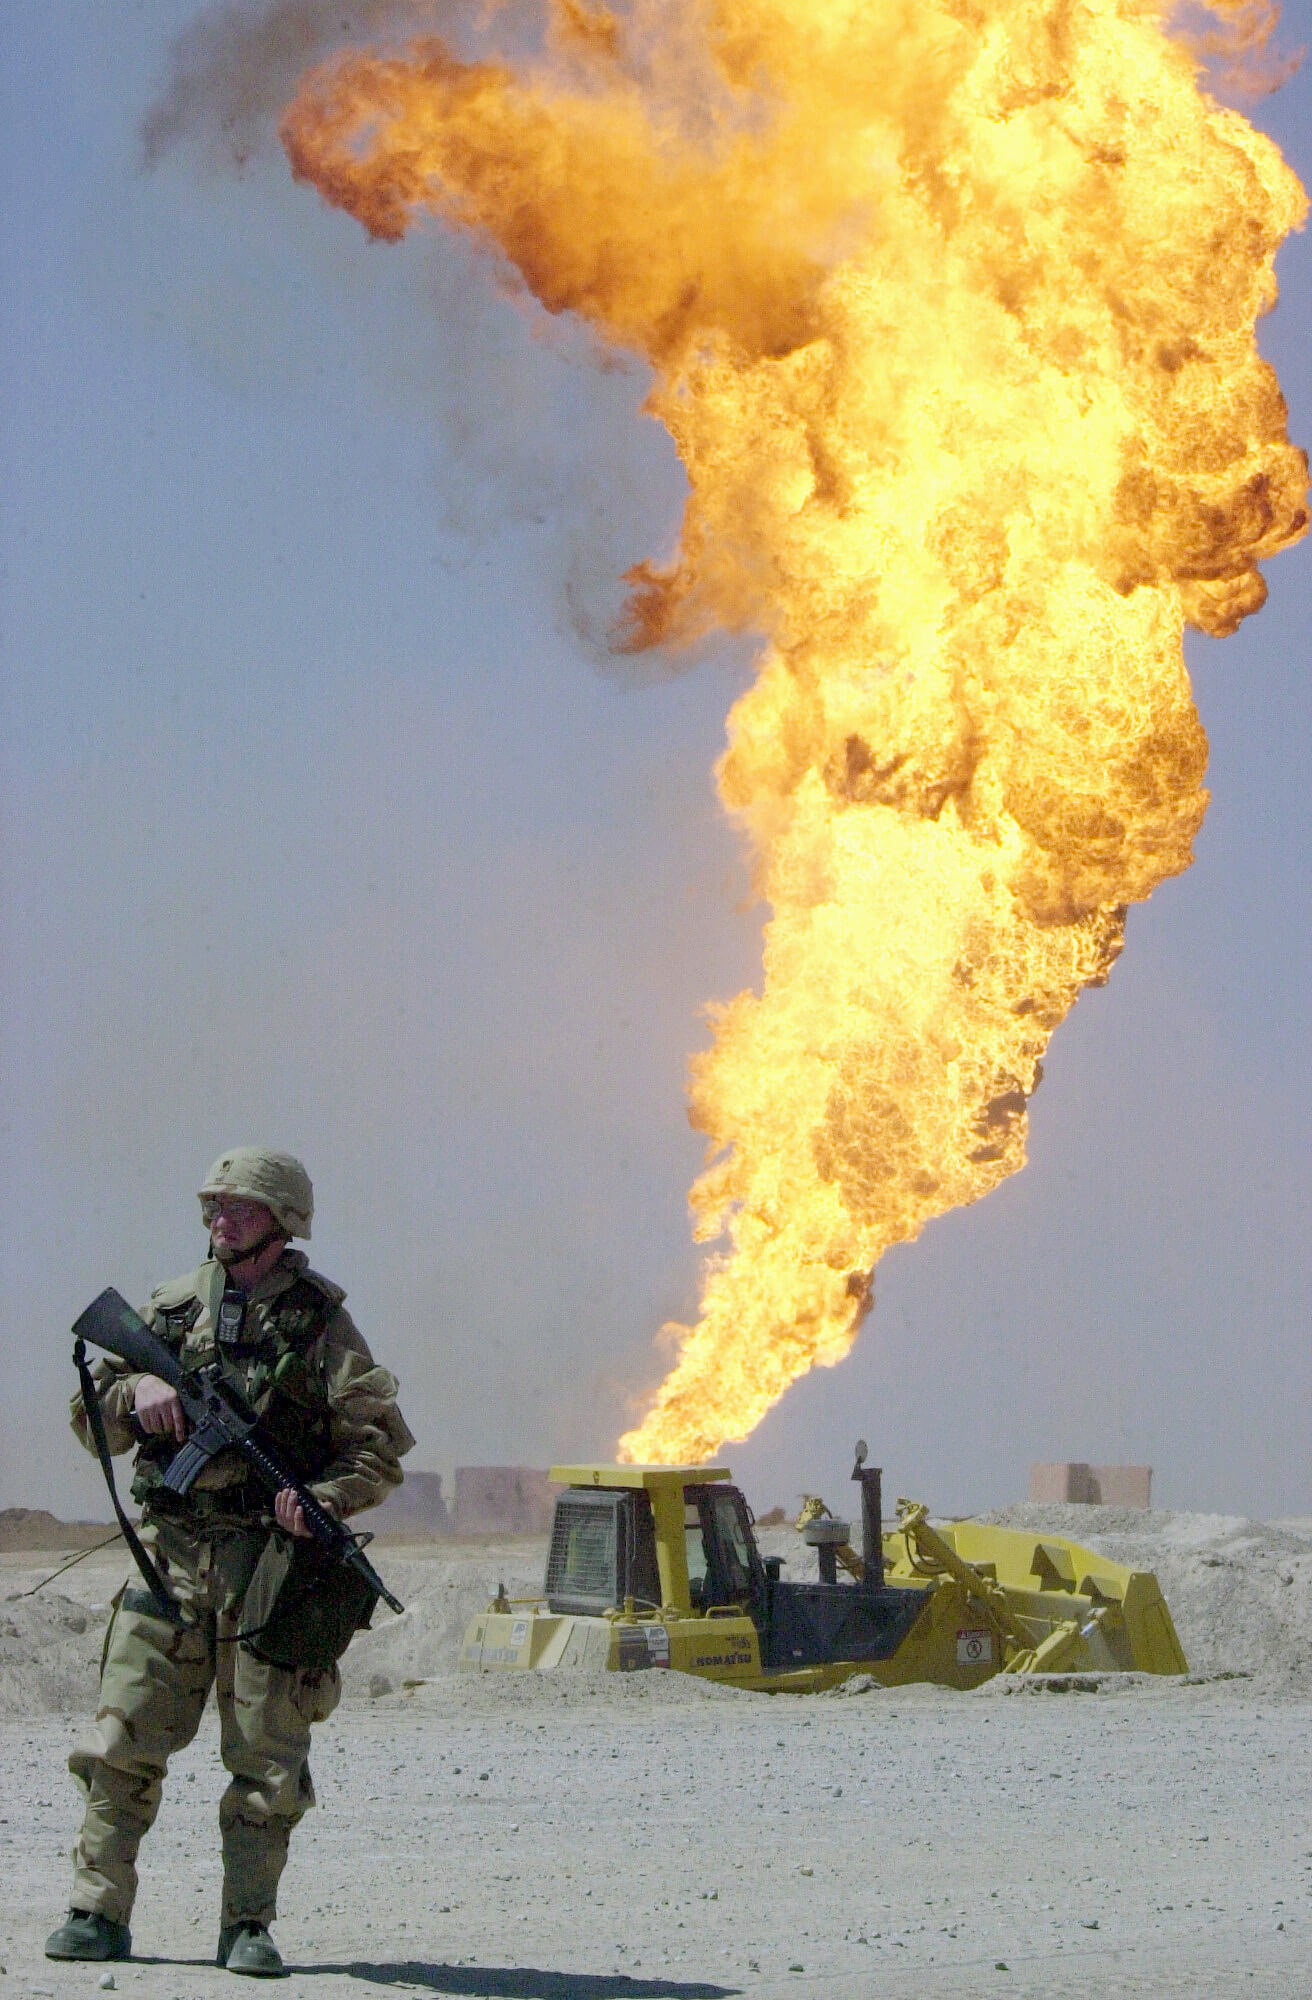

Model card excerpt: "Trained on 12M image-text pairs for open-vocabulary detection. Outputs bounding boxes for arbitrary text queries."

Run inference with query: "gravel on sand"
[3,1507,1309,1999]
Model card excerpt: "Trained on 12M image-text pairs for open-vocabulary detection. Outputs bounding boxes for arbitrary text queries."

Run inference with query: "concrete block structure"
[452,1465,555,1534]
[1029,1462,1153,1507]
[370,1469,449,1535]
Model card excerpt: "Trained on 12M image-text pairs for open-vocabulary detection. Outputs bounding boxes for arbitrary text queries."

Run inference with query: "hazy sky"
[3,0,1309,1526]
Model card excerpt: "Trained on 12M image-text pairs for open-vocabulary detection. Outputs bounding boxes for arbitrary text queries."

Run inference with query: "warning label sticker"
[646,1625,670,1667]
[616,1625,651,1671]
[956,1629,993,1667]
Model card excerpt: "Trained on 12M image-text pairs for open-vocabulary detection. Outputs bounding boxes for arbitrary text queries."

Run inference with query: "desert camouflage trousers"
[68,1511,341,1927]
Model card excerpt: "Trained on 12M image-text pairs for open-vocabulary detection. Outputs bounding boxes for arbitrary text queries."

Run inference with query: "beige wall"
[1029,1463,1153,1507]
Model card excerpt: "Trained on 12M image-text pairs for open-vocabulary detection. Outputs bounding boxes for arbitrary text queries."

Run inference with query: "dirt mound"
[0,1588,111,1714]
[0,1508,109,1551]
[340,1540,548,1699]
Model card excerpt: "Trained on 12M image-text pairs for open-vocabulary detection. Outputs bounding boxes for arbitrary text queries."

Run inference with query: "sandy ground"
[3,1509,1311,1999]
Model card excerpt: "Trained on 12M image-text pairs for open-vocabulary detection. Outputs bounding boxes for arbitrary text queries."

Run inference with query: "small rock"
[789,1963,804,1973]
[98,1976,116,1991]
[368,1673,392,1698]
[799,1865,814,1877]
[995,1962,1009,1972]
[1080,1918,1100,1930]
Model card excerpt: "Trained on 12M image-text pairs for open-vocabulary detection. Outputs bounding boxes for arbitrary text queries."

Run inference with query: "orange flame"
[281,0,1307,1463]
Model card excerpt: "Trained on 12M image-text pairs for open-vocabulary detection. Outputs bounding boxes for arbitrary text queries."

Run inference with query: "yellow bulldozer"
[461,1441,1186,1691]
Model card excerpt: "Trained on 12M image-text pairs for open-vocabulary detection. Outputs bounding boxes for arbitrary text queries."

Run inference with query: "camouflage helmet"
[198,1148,313,1239]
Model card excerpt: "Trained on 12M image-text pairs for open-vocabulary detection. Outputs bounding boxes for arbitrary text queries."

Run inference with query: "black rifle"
[73,1286,403,1620]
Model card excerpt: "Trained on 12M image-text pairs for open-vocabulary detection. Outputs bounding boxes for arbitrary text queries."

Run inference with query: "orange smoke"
[281,0,1307,1463]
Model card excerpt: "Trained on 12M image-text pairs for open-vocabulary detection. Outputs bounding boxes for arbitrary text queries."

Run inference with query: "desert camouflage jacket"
[70,1250,415,1520]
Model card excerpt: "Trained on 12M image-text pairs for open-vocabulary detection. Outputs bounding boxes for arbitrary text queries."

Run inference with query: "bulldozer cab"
[683,1483,767,1614]
[540,1469,769,1623]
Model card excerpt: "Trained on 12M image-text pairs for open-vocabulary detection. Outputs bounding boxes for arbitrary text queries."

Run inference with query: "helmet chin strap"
[211,1225,287,1277]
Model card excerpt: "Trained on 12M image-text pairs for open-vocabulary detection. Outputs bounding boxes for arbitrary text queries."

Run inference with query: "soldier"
[45,1148,414,1977]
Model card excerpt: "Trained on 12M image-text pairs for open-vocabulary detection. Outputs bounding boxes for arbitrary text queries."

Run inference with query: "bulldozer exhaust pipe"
[851,1439,884,1594]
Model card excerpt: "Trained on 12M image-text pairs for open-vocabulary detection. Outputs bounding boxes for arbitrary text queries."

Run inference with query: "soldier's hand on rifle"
[273,1487,314,1538]
[133,1373,187,1441]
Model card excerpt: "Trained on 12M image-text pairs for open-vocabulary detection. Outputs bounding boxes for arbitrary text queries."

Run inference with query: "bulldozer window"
[546,1489,662,1615]
[561,1512,614,1596]
[545,1491,621,1613]
[685,1484,764,1611]
[708,1489,757,1599]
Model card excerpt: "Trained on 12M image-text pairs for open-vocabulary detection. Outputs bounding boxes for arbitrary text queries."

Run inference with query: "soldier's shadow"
[301,1961,740,1999]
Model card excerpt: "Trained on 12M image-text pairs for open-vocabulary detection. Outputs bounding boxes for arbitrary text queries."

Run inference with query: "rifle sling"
[73,1337,185,1627]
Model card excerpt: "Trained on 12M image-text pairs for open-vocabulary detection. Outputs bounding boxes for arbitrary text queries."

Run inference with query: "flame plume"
[281,0,1307,1463]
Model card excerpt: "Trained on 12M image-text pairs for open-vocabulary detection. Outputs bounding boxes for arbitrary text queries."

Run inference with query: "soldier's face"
[205,1196,277,1259]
